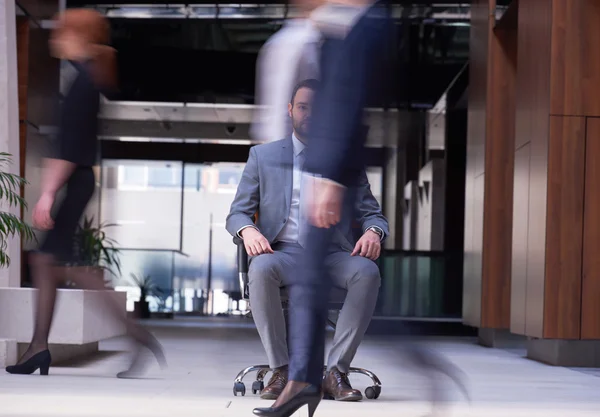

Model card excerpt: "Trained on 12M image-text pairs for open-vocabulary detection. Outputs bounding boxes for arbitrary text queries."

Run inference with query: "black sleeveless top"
[56,61,101,167]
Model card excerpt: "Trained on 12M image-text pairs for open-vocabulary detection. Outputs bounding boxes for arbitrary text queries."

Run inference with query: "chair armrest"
[233,237,249,299]
[234,237,249,274]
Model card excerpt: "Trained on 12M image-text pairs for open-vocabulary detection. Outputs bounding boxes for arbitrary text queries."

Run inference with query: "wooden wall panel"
[582,117,600,339]
[515,0,553,338]
[515,0,552,151]
[480,26,517,329]
[463,173,485,327]
[511,143,530,335]
[463,0,492,327]
[468,1,490,178]
[462,170,478,325]
[550,0,600,117]
[543,116,585,339]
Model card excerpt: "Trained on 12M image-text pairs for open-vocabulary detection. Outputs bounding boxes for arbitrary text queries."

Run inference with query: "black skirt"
[38,166,95,264]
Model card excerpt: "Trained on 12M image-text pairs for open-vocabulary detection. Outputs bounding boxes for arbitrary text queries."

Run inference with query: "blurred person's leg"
[256,190,357,414]
[322,252,380,400]
[23,253,59,361]
[255,224,333,414]
[7,168,165,377]
[10,168,95,368]
[247,244,300,399]
[60,265,167,378]
[287,225,334,387]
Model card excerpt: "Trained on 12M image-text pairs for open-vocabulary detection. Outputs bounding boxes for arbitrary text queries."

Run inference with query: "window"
[218,168,242,186]
[121,166,146,187]
[147,165,182,188]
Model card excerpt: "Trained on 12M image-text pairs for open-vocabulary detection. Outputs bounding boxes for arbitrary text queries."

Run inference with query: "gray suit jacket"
[226,137,389,251]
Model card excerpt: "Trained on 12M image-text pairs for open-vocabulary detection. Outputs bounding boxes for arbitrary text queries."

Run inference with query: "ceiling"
[58,2,490,149]
[59,2,489,107]
[97,100,416,148]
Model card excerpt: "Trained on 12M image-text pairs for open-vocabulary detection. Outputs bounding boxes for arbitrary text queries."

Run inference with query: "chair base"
[233,364,382,399]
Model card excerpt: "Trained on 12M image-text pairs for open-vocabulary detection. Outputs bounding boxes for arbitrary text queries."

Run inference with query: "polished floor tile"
[0,318,599,417]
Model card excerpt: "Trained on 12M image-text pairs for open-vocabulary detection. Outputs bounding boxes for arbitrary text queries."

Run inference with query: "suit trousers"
[287,189,373,385]
[248,240,380,373]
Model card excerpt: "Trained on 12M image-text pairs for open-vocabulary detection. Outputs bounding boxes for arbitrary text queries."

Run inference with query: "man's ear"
[288,102,293,117]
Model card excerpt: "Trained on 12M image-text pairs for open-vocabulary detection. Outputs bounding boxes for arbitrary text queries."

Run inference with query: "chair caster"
[365,385,381,400]
[252,380,264,395]
[233,382,246,396]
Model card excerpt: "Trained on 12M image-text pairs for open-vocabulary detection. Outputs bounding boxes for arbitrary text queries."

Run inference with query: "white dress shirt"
[250,19,321,143]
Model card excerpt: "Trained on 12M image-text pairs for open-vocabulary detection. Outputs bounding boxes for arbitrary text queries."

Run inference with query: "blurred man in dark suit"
[252,1,395,416]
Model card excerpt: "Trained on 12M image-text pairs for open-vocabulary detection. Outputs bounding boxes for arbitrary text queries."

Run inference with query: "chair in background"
[231,237,382,400]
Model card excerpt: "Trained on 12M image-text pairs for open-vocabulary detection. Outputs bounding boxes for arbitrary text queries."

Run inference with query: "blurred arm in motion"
[32,158,76,230]
[251,11,321,143]
[305,2,393,227]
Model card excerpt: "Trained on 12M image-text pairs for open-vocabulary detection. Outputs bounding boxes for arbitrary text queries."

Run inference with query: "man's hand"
[306,177,345,229]
[32,192,55,230]
[351,229,381,260]
[241,227,274,256]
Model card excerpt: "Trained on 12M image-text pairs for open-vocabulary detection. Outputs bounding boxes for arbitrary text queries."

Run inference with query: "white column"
[0,0,22,288]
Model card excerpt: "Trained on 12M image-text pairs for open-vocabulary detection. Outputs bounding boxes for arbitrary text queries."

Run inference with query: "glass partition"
[100,159,246,315]
[375,250,448,318]
[100,160,183,250]
[178,162,244,296]
[100,158,392,317]
[111,248,186,313]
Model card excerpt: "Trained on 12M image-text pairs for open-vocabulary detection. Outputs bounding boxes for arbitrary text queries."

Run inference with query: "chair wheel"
[233,382,246,396]
[252,380,264,394]
[365,385,381,399]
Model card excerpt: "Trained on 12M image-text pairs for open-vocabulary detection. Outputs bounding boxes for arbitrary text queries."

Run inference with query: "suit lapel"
[280,138,294,215]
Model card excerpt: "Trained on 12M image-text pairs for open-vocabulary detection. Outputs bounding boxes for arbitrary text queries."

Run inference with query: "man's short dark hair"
[290,79,319,105]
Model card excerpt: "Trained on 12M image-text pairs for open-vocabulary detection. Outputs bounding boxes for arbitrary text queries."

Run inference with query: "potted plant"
[153,289,174,319]
[0,152,35,267]
[69,216,121,287]
[129,273,163,319]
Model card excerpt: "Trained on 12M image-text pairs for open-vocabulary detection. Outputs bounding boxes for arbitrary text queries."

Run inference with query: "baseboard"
[366,317,476,336]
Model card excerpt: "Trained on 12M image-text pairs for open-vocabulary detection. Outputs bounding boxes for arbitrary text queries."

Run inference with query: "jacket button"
[283,219,287,223]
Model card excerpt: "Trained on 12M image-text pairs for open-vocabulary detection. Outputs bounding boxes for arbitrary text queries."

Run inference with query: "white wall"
[0,0,21,287]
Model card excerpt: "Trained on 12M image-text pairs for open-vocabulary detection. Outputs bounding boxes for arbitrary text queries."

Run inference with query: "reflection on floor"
[1,317,599,417]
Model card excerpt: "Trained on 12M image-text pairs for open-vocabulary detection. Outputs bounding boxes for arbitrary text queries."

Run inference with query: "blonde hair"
[53,9,117,91]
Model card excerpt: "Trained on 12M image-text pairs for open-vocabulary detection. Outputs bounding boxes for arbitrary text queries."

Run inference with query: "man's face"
[288,87,315,140]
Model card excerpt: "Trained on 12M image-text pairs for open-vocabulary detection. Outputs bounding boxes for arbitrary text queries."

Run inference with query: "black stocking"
[20,254,165,371]
[63,266,165,361]
[17,253,60,364]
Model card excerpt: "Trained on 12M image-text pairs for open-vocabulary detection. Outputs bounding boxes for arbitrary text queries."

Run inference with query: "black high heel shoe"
[6,350,52,376]
[116,338,167,379]
[253,384,322,417]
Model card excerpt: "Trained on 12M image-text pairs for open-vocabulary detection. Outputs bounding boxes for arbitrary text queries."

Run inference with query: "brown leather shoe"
[323,367,363,401]
[260,367,288,400]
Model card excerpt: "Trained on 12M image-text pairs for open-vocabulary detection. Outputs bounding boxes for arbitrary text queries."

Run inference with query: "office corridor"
[0,318,599,417]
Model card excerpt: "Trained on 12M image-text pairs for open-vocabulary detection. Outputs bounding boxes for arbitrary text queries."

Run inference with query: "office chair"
[232,237,382,400]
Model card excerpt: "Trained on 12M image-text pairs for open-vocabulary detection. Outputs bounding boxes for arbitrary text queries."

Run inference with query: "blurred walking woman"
[6,9,166,378]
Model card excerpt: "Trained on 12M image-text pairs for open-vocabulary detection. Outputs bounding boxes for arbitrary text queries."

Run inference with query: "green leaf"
[72,215,121,276]
[0,153,34,268]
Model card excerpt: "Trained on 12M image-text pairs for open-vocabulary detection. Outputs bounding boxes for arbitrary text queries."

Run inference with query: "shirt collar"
[291,133,307,156]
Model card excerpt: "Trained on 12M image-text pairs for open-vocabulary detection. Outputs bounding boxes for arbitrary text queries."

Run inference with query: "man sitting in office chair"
[226,79,389,402]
